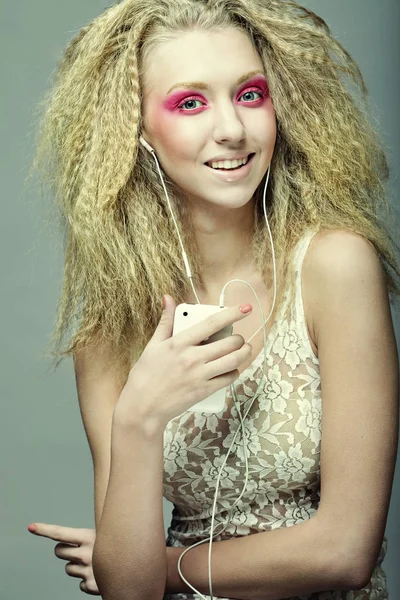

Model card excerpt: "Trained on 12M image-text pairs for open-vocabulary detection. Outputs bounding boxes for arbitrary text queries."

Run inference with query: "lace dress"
[162,229,388,600]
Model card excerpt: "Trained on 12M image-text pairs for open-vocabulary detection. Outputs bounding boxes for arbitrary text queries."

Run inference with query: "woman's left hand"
[27,523,100,595]
[28,522,181,595]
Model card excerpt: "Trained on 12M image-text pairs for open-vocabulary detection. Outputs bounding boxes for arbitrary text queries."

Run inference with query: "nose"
[212,102,246,145]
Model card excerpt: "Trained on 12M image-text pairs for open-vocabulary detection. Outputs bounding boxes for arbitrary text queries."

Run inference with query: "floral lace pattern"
[163,230,388,600]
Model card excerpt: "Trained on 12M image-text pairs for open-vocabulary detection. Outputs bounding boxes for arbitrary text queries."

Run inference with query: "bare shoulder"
[301,228,388,357]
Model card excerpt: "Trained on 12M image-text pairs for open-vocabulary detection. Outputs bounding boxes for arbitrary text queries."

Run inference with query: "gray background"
[2,1,399,598]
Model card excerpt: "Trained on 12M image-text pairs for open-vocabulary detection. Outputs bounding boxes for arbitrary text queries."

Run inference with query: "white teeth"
[209,155,250,170]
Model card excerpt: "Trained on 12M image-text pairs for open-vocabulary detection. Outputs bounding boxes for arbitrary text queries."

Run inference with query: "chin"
[200,193,254,209]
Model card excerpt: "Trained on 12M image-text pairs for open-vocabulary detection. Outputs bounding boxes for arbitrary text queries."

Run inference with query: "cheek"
[149,108,195,162]
[251,102,277,151]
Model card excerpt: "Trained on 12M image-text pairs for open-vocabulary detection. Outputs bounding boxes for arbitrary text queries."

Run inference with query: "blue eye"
[239,90,263,102]
[179,98,204,110]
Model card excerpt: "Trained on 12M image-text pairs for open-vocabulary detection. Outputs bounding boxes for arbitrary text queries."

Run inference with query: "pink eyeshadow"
[162,75,269,112]
[237,76,269,96]
[162,91,204,112]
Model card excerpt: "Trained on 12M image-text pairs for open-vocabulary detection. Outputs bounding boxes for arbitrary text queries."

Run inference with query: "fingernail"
[28,524,37,533]
[239,304,252,314]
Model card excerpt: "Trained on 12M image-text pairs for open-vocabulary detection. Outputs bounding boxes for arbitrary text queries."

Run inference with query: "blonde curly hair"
[29,0,400,385]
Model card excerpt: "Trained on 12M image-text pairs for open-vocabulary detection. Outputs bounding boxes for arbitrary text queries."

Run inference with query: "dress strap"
[292,228,320,359]
[294,228,319,275]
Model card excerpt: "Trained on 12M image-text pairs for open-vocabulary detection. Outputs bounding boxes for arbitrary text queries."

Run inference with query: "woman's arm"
[76,302,253,600]
[165,515,355,599]
[92,408,167,600]
[164,230,399,600]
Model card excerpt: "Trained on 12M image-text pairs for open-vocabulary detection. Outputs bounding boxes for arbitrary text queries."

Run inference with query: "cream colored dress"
[163,229,388,600]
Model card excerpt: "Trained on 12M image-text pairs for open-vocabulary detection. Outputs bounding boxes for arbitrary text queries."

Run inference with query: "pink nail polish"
[239,304,252,314]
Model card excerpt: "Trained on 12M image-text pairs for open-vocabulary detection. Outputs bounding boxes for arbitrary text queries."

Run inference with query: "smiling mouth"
[205,153,255,171]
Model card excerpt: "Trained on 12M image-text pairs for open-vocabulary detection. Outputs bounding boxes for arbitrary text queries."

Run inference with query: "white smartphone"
[172,303,233,413]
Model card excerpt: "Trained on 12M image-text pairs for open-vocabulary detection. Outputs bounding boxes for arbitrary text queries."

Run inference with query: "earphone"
[139,136,155,154]
[139,132,276,600]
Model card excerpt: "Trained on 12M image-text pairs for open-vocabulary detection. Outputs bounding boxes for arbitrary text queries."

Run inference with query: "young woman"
[27,0,399,599]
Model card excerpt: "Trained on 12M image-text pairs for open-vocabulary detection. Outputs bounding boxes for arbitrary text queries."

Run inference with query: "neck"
[188,197,258,300]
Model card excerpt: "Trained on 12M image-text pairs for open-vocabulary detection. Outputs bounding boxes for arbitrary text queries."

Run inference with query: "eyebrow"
[166,70,265,95]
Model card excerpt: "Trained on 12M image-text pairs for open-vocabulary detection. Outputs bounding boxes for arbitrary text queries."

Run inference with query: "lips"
[205,152,254,168]
[205,152,256,182]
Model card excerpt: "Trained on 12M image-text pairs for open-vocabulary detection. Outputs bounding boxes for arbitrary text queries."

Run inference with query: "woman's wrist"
[112,388,167,439]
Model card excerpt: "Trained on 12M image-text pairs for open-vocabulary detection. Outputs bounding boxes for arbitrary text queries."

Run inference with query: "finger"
[200,332,246,362]
[176,304,253,348]
[66,565,101,595]
[54,543,83,561]
[65,562,86,578]
[80,580,101,596]
[27,523,82,545]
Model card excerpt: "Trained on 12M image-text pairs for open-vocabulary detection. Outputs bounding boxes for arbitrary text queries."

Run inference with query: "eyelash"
[177,88,266,111]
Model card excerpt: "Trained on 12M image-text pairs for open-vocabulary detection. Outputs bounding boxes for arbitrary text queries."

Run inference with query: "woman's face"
[141,27,276,211]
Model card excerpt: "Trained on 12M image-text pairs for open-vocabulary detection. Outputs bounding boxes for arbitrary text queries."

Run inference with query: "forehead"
[141,27,264,96]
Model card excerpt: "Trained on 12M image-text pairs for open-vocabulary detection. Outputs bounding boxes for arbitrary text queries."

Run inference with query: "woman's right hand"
[115,294,253,429]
